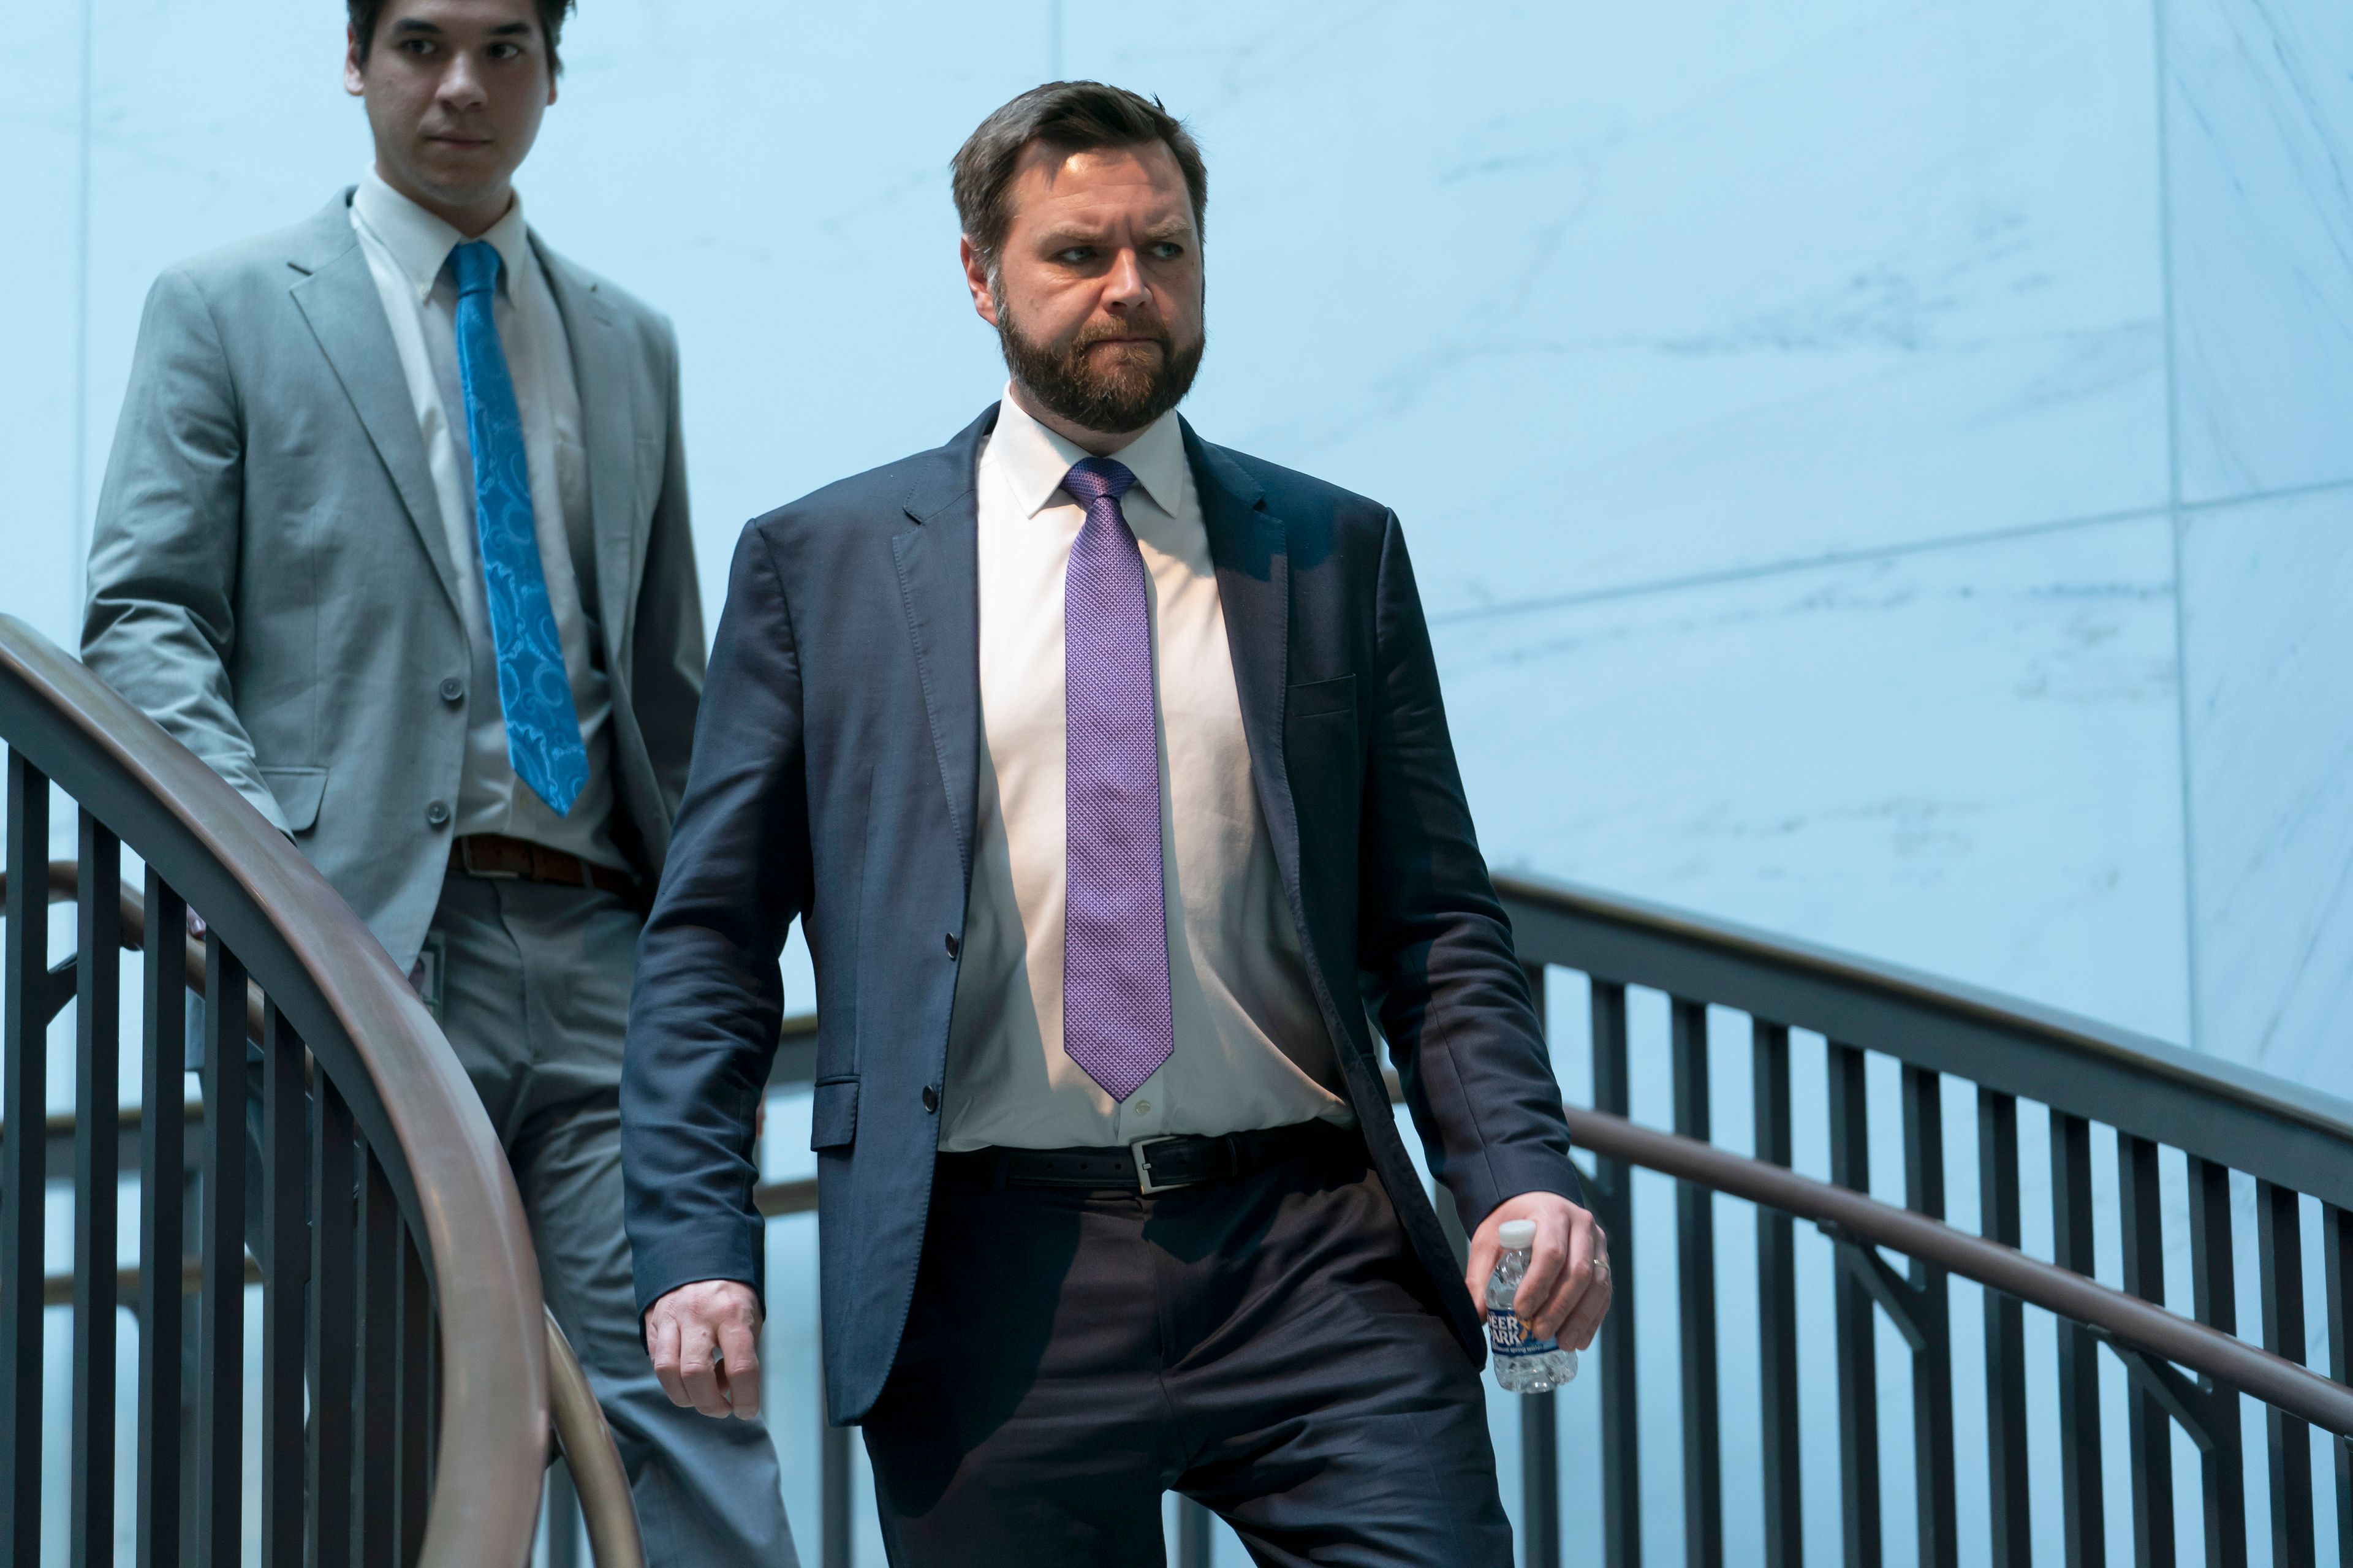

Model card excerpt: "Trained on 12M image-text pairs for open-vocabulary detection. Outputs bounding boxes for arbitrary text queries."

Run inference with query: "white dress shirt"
[349,169,623,866]
[939,389,1352,1153]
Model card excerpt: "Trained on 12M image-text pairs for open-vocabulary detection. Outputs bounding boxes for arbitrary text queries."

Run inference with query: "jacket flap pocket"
[809,1077,859,1149]
[259,766,328,833]
[1288,674,1357,721]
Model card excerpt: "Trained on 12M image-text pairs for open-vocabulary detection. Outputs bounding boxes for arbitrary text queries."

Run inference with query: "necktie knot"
[1062,456,1136,513]
[452,240,502,300]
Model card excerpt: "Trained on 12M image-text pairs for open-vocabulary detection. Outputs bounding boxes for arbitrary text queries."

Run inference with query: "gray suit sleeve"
[81,266,289,833]
[629,313,707,824]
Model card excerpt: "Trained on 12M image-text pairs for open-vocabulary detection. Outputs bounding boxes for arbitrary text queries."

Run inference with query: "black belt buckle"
[1130,1135,1190,1195]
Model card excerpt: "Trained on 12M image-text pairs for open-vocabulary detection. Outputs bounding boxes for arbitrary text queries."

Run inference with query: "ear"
[960,235,1001,328]
[343,25,367,97]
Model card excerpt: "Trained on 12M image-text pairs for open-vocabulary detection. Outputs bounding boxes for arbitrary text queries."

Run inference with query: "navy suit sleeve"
[1357,512,1583,1227]
[621,521,809,1317]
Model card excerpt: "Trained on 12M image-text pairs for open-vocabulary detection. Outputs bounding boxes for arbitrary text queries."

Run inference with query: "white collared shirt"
[939,388,1351,1152]
[349,169,622,866]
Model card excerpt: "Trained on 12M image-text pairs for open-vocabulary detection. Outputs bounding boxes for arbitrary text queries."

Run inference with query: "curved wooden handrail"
[547,1311,646,1568]
[1561,1105,2353,1437]
[0,616,547,1567]
[1495,873,2353,1211]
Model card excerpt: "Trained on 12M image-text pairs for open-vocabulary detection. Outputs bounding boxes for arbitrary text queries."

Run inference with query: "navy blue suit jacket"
[621,406,1582,1424]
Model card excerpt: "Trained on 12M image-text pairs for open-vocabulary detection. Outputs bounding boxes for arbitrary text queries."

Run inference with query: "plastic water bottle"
[1486,1219,1579,1392]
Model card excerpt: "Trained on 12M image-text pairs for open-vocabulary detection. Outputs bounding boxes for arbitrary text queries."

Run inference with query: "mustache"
[1069,317,1172,352]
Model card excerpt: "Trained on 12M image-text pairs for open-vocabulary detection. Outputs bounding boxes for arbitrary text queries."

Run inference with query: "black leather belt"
[938,1119,1360,1195]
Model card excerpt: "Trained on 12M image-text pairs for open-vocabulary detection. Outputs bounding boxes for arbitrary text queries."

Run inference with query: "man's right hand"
[644,1279,763,1420]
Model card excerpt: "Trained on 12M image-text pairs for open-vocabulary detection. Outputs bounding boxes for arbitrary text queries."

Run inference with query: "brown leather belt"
[936,1119,1363,1195]
[448,833,639,899]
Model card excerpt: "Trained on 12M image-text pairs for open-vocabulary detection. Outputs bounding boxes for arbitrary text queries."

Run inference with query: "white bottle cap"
[1498,1219,1537,1251]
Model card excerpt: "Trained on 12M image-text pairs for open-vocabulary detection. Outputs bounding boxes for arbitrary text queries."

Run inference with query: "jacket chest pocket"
[1285,675,1359,776]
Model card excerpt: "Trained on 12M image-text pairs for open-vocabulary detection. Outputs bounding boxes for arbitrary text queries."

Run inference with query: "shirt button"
[424,799,452,828]
[944,933,960,958]
[1133,1100,1152,1115]
[439,677,464,703]
[921,1085,940,1113]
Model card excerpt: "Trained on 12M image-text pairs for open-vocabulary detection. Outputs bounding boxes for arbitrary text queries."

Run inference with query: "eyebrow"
[387,18,535,36]
[1036,219,1194,249]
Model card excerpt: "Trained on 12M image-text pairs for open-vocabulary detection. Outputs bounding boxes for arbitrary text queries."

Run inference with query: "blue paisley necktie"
[1059,456,1173,1102]
[451,240,587,817]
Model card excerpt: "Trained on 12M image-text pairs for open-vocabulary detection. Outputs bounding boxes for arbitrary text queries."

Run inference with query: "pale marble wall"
[2164,0,2353,1094]
[5,0,2352,1560]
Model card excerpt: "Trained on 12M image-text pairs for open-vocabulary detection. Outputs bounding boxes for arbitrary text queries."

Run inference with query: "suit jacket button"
[439,677,464,703]
[944,933,960,958]
[424,799,452,828]
[922,1086,940,1113]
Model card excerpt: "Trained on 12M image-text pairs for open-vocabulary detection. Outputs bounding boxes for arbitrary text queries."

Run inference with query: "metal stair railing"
[3,859,646,1567]
[0,613,554,1566]
[747,876,2353,1568]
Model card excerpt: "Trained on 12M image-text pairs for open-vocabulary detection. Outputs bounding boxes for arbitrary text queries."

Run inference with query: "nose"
[438,48,490,111]
[1102,248,1150,310]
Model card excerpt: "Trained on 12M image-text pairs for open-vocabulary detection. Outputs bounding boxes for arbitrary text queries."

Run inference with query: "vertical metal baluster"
[138,869,188,1568]
[309,1074,358,1568]
[1826,1042,1879,1568]
[1177,1496,1212,1568]
[2117,1134,2174,1565]
[1898,1066,1957,1568]
[396,1220,431,1567]
[1670,999,1722,1568]
[2186,1157,2247,1568]
[2324,1204,2351,1568]
[1,752,50,1566]
[2050,1111,2104,1567]
[1590,980,1640,1568]
[261,1004,306,1568]
[1521,961,1559,1568]
[1752,1021,1802,1568]
[2258,1181,2316,1567]
[1976,1090,2030,1568]
[356,1143,398,1568]
[195,936,247,1566]
[73,812,124,1565]
[1523,1391,1559,1568]
[821,1411,851,1568]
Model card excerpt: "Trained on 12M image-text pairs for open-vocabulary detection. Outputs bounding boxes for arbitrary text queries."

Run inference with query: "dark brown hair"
[347,0,575,73]
[952,81,1208,267]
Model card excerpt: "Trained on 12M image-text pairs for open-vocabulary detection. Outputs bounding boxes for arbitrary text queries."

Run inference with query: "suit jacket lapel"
[537,238,640,666]
[286,194,462,619]
[1185,422,1300,892]
[892,406,998,886]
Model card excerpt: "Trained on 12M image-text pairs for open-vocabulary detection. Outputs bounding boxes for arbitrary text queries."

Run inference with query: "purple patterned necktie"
[1060,456,1173,1102]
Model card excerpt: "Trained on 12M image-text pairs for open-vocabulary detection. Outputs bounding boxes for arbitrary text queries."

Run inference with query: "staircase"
[0,616,638,1567]
[6,607,2348,1567]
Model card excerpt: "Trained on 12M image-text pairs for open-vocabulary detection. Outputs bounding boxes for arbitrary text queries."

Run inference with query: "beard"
[997,299,1205,435]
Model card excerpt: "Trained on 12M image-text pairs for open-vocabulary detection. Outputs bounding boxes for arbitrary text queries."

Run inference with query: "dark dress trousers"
[621,404,1585,1548]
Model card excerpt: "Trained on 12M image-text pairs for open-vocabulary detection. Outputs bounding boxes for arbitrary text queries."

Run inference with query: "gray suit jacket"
[83,191,704,972]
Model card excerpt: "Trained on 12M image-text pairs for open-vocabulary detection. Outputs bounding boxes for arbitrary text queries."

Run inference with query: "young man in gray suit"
[80,1,796,1559]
